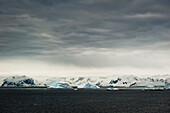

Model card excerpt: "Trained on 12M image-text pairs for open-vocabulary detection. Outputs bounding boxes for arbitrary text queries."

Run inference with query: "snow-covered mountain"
[1,75,35,87]
[78,83,99,89]
[36,75,170,87]
[0,75,169,87]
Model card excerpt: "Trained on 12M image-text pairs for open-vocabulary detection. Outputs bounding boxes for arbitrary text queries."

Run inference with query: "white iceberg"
[107,88,119,91]
[143,85,164,91]
[49,81,72,88]
[78,83,99,89]
[143,85,155,90]
[146,85,155,88]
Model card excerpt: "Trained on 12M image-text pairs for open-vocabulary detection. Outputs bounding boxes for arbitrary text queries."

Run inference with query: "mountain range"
[0,74,170,87]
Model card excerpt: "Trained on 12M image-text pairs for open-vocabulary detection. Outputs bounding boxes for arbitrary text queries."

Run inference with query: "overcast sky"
[0,0,170,76]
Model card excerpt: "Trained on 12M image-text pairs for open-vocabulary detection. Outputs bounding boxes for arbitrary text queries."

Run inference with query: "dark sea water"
[0,88,170,113]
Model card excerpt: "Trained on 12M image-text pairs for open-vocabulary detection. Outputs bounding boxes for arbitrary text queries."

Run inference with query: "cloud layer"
[0,0,170,76]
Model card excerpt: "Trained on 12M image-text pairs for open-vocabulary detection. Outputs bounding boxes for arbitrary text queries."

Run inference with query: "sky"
[0,0,170,77]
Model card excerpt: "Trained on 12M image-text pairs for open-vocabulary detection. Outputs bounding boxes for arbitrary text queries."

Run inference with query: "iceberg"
[49,81,72,88]
[143,85,155,90]
[107,88,119,91]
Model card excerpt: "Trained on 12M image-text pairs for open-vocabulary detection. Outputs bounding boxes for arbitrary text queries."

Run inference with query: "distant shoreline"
[0,87,168,91]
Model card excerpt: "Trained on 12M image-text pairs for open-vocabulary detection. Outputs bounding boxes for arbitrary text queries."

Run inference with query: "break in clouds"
[0,0,170,76]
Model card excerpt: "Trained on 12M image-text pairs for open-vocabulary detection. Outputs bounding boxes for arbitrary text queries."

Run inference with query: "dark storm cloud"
[0,0,170,68]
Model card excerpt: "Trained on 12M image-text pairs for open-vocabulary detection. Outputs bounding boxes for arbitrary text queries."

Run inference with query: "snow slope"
[38,75,168,87]
[78,83,99,89]
[165,78,170,89]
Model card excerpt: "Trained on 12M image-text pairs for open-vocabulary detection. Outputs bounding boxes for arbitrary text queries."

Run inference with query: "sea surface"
[0,88,170,113]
